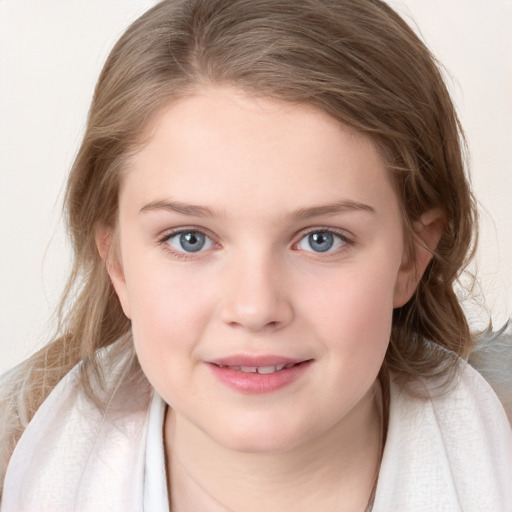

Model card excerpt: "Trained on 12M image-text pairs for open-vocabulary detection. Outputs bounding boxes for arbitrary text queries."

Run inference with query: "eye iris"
[179,232,205,252]
[308,232,334,252]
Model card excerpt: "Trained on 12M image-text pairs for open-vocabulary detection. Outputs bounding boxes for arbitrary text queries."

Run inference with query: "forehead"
[122,87,400,220]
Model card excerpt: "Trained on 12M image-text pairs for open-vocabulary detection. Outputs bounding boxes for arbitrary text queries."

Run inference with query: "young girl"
[1,1,511,510]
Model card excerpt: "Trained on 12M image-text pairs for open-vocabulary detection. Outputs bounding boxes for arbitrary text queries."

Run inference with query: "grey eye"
[297,231,346,253]
[167,231,213,253]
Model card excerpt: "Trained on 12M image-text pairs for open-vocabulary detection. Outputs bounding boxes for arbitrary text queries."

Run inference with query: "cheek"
[129,273,210,334]
[303,262,397,355]
[122,259,216,375]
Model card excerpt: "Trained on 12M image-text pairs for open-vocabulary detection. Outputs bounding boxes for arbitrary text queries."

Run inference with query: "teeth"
[257,365,277,374]
[217,363,299,373]
[240,366,258,373]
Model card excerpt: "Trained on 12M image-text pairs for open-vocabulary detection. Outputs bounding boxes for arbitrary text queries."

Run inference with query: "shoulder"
[374,360,512,511]
[424,360,511,449]
[468,321,512,423]
[1,341,153,511]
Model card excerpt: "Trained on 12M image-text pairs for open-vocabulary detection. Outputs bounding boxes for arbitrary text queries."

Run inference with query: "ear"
[393,209,445,308]
[95,225,132,319]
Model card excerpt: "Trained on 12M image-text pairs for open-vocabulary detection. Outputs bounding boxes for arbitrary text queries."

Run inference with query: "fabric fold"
[2,353,511,511]
[1,351,153,512]
[373,363,512,511]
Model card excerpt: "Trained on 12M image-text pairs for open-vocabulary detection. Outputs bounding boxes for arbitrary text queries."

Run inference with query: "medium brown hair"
[1,0,477,484]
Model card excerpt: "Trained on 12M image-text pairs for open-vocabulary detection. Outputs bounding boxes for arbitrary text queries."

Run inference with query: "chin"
[208,415,314,454]
[221,433,300,454]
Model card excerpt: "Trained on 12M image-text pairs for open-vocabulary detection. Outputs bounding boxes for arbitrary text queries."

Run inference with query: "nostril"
[227,320,280,330]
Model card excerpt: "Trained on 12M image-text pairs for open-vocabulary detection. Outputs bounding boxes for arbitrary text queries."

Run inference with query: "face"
[106,87,419,453]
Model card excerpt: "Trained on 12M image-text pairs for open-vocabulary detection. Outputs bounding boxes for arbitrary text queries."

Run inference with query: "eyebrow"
[140,200,218,217]
[139,199,375,219]
[294,200,376,219]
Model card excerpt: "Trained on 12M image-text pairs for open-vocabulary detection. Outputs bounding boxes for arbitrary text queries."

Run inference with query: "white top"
[2,357,512,511]
[374,367,512,510]
[144,392,170,511]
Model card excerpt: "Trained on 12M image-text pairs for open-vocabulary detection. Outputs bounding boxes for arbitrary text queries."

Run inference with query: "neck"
[165,385,383,512]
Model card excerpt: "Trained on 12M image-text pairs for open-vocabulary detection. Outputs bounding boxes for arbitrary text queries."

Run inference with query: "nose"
[219,251,294,332]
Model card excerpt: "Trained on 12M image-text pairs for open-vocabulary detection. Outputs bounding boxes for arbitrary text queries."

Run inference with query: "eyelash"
[158,228,217,260]
[157,226,353,260]
[294,227,352,255]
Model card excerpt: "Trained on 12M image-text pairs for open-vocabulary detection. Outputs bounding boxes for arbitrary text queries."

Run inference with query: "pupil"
[309,232,333,252]
[180,232,205,252]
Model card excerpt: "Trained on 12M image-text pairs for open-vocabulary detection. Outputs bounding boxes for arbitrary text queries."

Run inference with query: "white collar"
[2,355,511,511]
[144,392,170,511]
[373,363,512,510]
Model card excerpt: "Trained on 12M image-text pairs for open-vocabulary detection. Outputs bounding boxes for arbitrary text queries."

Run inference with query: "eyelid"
[293,226,352,241]
[292,226,353,254]
[158,226,219,258]
[158,224,215,240]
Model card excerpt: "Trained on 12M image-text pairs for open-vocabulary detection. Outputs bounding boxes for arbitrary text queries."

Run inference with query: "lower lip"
[207,361,312,394]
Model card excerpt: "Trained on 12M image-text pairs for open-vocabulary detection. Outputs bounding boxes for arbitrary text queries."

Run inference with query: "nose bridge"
[220,245,293,331]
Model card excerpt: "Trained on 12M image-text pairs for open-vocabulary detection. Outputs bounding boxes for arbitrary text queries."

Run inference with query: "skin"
[99,87,441,511]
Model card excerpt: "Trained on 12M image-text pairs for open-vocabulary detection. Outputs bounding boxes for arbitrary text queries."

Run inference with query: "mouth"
[213,361,306,374]
[206,357,313,394]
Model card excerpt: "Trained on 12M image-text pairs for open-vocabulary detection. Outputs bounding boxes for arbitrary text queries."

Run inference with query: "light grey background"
[1,0,511,374]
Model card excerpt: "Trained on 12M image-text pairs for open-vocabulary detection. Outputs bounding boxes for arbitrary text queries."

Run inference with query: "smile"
[215,363,297,374]
[207,359,312,394]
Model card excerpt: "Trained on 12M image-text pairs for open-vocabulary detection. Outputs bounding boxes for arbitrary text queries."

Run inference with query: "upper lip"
[207,355,310,367]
